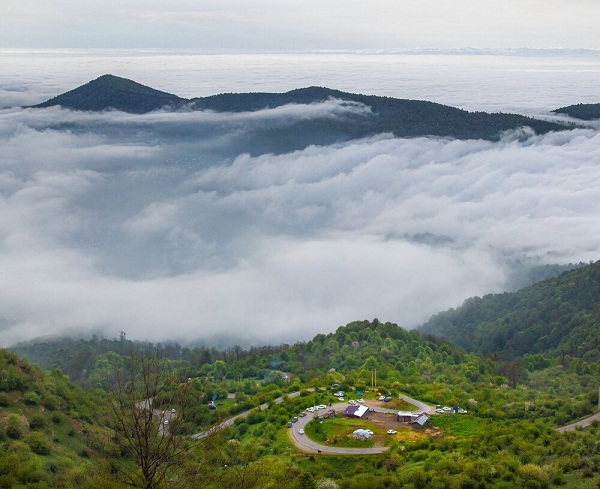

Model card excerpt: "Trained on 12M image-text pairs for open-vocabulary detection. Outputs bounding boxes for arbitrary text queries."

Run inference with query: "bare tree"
[106,349,192,489]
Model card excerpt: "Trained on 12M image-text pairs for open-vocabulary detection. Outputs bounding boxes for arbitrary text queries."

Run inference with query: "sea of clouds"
[1,95,599,347]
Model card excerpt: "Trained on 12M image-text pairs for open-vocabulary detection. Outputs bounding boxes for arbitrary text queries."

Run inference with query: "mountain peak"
[33,74,185,113]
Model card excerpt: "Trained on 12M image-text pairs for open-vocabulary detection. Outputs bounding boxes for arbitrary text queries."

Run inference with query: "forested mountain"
[31,74,568,141]
[33,74,185,113]
[553,102,600,121]
[419,260,600,361]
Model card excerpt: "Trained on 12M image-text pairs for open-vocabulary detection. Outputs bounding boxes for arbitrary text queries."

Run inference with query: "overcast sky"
[2,0,599,50]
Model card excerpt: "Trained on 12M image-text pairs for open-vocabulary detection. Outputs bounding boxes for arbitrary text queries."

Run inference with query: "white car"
[306,407,315,412]
[357,399,365,404]
[443,406,452,412]
[387,429,397,435]
[337,397,344,401]
[348,400,357,405]
[298,429,304,435]
[317,404,327,410]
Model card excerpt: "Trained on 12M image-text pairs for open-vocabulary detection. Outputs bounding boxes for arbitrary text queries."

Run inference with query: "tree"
[105,349,193,489]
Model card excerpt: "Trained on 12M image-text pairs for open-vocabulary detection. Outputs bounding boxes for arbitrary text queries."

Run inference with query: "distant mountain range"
[32,74,583,142]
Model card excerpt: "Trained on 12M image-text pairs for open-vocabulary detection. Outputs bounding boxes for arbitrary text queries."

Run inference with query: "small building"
[412,413,429,428]
[397,411,420,423]
[344,405,369,418]
[323,409,336,419]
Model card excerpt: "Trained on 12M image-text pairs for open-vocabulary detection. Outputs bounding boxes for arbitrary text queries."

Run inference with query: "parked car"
[337,397,344,401]
[292,417,298,423]
[287,422,292,428]
[299,412,307,417]
[317,404,326,410]
[436,408,444,413]
[383,397,392,402]
[298,429,304,435]
[348,400,357,405]
[387,429,397,434]
[306,407,315,412]
[357,399,365,404]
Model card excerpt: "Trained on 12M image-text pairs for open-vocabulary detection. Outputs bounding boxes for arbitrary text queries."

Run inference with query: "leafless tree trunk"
[106,349,192,489]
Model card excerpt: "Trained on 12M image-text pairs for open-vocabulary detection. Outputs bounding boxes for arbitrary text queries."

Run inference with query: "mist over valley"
[1,68,599,347]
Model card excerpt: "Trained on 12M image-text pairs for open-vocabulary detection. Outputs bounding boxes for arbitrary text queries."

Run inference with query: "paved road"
[191,390,304,439]
[288,394,432,455]
[557,411,600,432]
[289,403,389,455]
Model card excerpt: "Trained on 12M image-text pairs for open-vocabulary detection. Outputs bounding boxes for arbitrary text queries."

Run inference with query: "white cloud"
[0,103,599,346]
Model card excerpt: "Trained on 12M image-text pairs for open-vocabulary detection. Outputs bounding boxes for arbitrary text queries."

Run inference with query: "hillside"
[31,74,567,141]
[419,260,600,360]
[553,102,600,121]
[33,74,186,113]
[0,349,108,487]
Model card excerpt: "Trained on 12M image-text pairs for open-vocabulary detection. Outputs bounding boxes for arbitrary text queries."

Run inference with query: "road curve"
[288,394,432,455]
[557,411,600,432]
[191,390,305,439]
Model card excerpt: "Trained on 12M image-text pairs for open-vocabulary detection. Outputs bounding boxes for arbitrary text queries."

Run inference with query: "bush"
[29,414,48,430]
[23,391,41,405]
[27,431,51,455]
[6,414,23,439]
[0,393,10,406]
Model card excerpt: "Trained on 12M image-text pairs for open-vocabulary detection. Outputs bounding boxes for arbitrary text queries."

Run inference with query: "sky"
[1,2,600,348]
[1,0,600,51]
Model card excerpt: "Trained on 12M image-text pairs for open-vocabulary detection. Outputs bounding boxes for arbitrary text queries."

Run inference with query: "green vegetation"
[419,259,600,362]
[304,417,376,448]
[4,260,600,487]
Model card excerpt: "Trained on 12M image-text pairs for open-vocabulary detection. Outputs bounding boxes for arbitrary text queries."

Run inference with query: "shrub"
[29,414,48,430]
[0,393,10,406]
[6,414,23,439]
[27,431,51,455]
[23,391,41,405]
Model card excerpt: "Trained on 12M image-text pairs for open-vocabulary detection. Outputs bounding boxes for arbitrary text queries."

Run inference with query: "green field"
[304,417,377,448]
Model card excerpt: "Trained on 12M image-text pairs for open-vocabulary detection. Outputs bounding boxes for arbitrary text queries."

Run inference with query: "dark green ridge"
[31,74,570,141]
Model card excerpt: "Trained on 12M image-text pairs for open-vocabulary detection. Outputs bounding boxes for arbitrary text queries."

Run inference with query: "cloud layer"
[1,102,599,346]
